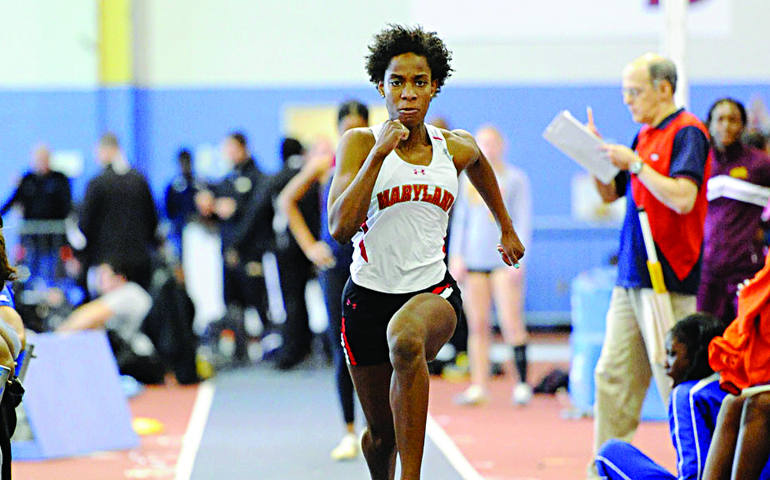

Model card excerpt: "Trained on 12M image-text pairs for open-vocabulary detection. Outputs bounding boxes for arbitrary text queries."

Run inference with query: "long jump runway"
[190,365,464,479]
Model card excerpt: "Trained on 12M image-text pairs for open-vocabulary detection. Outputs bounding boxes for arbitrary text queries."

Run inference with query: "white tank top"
[350,122,459,293]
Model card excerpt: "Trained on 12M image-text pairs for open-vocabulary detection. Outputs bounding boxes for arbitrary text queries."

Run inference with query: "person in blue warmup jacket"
[595,313,730,480]
[0,217,24,374]
[0,215,26,480]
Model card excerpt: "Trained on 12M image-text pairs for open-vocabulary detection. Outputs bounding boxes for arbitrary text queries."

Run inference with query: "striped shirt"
[669,375,725,480]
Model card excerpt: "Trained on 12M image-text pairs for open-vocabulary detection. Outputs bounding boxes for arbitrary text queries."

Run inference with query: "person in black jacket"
[164,148,201,260]
[195,132,271,363]
[1,144,71,283]
[270,138,320,370]
[79,133,158,291]
[226,137,320,369]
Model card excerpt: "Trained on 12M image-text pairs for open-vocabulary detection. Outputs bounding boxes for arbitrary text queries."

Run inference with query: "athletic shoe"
[453,385,489,406]
[330,433,359,461]
[512,382,533,406]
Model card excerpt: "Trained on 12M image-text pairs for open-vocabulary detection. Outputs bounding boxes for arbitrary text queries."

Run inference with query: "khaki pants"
[587,287,696,479]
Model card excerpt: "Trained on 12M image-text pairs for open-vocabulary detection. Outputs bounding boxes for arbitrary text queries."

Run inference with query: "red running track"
[12,383,199,480]
[428,368,676,480]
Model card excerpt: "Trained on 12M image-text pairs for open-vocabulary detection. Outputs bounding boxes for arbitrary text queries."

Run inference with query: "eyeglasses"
[622,87,646,99]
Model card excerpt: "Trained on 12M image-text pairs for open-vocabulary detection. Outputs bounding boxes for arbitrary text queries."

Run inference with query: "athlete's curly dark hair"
[670,312,725,383]
[366,24,453,94]
[0,230,16,285]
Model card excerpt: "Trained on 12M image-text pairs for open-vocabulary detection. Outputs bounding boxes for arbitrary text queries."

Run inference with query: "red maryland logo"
[376,184,455,212]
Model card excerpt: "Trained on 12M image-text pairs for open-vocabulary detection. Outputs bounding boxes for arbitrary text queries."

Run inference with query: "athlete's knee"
[387,315,425,370]
[597,439,631,460]
[595,439,633,479]
[363,426,395,455]
[722,393,746,420]
[744,392,770,419]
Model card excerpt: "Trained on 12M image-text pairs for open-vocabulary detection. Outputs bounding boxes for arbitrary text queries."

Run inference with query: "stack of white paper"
[542,110,619,184]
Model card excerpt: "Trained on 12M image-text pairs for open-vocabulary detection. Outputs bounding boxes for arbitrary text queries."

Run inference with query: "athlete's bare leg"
[349,363,397,480]
[491,266,527,347]
[464,273,493,391]
[386,293,457,480]
[732,392,770,480]
[491,267,529,391]
[703,394,745,480]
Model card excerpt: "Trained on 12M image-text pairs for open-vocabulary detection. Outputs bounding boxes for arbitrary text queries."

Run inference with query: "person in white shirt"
[58,260,163,384]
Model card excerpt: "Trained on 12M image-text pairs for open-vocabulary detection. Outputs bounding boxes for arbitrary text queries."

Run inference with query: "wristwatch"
[629,160,644,175]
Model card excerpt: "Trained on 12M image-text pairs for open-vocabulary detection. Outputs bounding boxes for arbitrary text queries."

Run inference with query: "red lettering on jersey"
[390,186,401,204]
[377,184,453,211]
[377,190,390,210]
[420,185,431,201]
[401,184,412,203]
[431,187,443,207]
[440,190,455,211]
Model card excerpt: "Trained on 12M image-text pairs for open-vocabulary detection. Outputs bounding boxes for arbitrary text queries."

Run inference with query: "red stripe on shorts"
[341,316,357,366]
[432,283,451,295]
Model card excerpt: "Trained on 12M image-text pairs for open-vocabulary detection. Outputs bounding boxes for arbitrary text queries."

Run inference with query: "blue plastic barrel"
[569,267,667,421]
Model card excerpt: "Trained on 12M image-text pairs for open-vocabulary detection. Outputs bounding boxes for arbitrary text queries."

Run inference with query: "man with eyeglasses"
[585,53,711,479]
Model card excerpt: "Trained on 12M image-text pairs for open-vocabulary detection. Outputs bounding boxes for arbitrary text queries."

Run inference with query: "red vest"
[631,111,712,281]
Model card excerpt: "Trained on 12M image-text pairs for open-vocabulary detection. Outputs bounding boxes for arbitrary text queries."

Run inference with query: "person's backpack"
[534,368,569,394]
[142,268,200,385]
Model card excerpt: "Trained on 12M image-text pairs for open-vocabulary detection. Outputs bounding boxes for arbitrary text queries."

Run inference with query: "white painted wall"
[0,1,98,88]
[132,0,412,87]
[2,0,768,88]
[133,0,770,87]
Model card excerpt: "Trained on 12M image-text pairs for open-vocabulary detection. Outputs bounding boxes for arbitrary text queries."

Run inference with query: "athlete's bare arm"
[0,306,23,369]
[328,121,409,243]
[0,306,24,350]
[445,129,526,265]
[278,154,335,268]
[57,300,113,332]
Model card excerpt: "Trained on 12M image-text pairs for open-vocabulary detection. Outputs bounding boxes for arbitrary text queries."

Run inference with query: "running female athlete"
[327,25,525,479]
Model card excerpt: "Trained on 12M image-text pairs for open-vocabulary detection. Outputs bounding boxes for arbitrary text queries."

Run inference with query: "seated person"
[595,313,726,480]
[0,276,23,374]
[703,389,770,480]
[57,260,164,384]
[704,252,770,480]
[0,219,26,479]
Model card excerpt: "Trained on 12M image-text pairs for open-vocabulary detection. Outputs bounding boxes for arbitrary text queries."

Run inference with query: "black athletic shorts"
[340,271,463,366]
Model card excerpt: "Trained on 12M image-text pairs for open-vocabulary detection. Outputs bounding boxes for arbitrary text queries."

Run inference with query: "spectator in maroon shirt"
[698,98,770,325]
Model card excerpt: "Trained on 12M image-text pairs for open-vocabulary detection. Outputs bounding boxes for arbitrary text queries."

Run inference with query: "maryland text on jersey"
[376,184,455,212]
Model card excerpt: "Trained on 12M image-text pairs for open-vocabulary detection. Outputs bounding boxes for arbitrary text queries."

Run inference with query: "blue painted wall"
[2,83,769,321]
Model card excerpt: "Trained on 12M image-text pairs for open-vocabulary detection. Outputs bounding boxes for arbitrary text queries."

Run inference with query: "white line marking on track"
[174,381,216,480]
[426,413,485,480]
